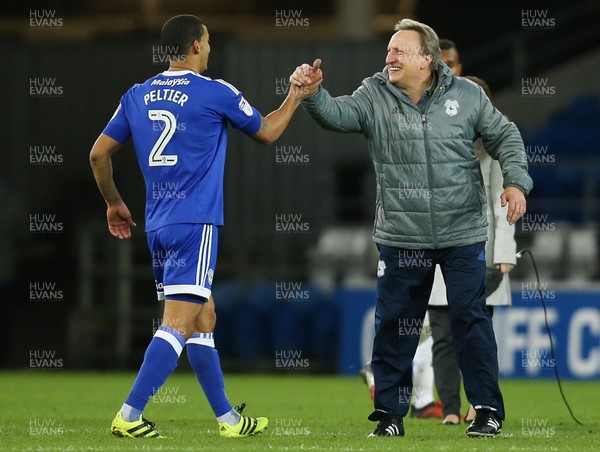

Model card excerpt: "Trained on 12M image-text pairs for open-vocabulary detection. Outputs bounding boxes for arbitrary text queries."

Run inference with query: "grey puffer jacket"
[302,62,533,249]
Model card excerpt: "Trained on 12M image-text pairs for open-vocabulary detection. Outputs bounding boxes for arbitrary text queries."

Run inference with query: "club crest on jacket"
[444,99,459,116]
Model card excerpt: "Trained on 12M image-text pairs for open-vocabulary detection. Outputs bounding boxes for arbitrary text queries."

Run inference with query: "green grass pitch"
[0,371,598,451]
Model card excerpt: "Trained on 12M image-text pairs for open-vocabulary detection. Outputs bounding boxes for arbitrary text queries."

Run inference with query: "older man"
[290,19,532,438]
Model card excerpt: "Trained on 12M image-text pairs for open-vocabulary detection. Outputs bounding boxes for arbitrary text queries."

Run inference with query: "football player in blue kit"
[90,14,320,438]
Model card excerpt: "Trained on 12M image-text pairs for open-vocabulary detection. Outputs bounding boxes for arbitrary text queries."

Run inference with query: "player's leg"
[186,297,235,424]
[439,242,504,437]
[369,245,436,437]
[111,227,202,438]
[410,333,442,419]
[429,306,463,424]
[187,296,267,437]
[177,224,267,437]
[410,337,434,410]
[115,299,201,425]
[179,225,233,422]
[360,361,376,400]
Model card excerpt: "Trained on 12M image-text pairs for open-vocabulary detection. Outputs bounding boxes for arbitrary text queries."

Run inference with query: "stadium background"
[1,0,599,381]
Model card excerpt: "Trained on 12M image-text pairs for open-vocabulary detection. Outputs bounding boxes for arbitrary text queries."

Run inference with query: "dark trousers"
[371,243,505,419]
[429,305,495,417]
[429,306,462,416]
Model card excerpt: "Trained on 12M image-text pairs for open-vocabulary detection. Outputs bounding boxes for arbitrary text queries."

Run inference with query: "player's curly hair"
[161,15,205,59]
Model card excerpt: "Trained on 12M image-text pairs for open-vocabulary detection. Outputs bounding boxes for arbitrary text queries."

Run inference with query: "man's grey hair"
[394,19,440,70]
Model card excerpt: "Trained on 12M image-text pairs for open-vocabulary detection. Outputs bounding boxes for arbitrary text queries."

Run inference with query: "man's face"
[198,25,210,72]
[385,30,431,87]
[440,47,462,76]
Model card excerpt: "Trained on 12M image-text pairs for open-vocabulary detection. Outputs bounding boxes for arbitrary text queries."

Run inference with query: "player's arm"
[89,133,136,239]
[252,81,321,145]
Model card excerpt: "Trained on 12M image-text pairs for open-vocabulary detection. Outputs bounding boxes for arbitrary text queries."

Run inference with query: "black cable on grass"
[516,249,584,426]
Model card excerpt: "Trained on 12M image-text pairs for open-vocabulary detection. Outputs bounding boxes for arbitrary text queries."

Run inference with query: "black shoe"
[465,409,502,437]
[367,411,405,437]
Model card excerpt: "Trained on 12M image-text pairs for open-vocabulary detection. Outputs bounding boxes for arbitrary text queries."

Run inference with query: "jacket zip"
[421,112,438,248]
[379,173,387,221]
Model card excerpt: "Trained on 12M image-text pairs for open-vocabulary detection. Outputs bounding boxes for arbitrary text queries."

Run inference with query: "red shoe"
[359,363,375,401]
[410,400,444,419]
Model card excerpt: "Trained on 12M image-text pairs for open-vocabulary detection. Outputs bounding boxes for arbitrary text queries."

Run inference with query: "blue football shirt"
[102,70,262,231]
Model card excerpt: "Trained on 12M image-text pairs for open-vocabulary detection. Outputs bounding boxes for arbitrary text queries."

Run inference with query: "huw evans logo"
[399,386,429,405]
[275,10,310,28]
[274,418,310,436]
[29,214,63,234]
[275,350,309,370]
[30,350,63,369]
[30,145,63,165]
[398,249,433,268]
[526,146,555,165]
[398,318,431,337]
[29,418,64,436]
[152,45,186,64]
[520,214,556,233]
[521,281,556,301]
[29,282,63,302]
[275,282,310,301]
[521,418,556,437]
[398,182,431,200]
[521,78,555,97]
[275,146,310,165]
[152,250,187,269]
[29,10,63,28]
[29,78,63,97]
[275,213,310,233]
[152,181,187,200]
[521,350,556,370]
[521,10,556,29]
[152,386,187,404]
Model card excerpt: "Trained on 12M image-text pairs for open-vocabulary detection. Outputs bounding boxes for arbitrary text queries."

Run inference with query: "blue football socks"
[186,332,238,423]
[121,326,186,421]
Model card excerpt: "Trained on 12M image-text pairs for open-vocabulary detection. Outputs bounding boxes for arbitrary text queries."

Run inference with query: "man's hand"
[107,201,136,239]
[495,263,515,273]
[290,59,323,97]
[290,77,322,102]
[501,186,526,225]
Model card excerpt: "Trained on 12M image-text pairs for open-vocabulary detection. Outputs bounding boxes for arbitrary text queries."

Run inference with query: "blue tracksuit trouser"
[371,242,505,420]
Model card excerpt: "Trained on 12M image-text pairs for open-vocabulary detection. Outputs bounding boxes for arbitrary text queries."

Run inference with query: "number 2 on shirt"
[148,109,178,167]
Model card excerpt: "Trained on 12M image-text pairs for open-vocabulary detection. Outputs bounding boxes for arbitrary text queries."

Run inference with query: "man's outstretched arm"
[290,58,371,134]
[252,67,322,145]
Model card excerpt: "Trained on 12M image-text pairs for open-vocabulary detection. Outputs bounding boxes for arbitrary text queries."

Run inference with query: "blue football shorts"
[147,223,217,304]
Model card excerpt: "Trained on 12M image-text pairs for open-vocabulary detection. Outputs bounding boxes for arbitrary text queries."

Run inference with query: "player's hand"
[290,75,322,101]
[106,201,136,239]
[500,186,526,225]
[495,263,515,273]
[290,59,323,90]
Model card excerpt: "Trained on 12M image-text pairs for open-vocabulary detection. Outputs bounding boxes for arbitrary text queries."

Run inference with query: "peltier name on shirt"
[144,88,189,107]
[144,78,191,106]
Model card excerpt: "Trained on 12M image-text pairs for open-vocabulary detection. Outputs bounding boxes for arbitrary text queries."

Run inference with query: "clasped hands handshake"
[289,59,323,101]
